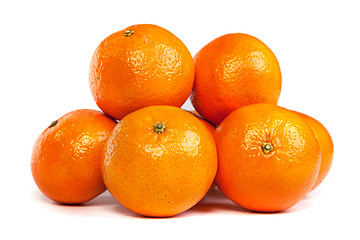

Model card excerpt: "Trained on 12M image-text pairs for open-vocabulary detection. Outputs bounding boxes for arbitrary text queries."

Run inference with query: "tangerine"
[102,105,217,217]
[214,103,320,212]
[31,109,116,204]
[191,33,282,125]
[89,24,195,120]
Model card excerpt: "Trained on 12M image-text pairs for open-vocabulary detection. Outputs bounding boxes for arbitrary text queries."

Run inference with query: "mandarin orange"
[31,109,116,204]
[102,106,217,217]
[89,24,195,120]
[191,33,282,125]
[214,103,320,212]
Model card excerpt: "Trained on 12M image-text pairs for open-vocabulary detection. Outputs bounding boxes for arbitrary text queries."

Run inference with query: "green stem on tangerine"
[124,30,134,37]
[153,123,166,133]
[262,142,274,154]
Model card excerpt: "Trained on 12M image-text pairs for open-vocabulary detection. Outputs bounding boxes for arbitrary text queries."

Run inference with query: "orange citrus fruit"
[31,109,116,204]
[214,103,320,212]
[293,111,334,190]
[191,33,282,125]
[102,105,217,217]
[89,24,195,120]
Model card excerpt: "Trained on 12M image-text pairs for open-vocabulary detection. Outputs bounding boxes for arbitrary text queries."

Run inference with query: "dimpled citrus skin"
[293,111,334,190]
[189,110,216,191]
[31,109,116,204]
[89,24,195,120]
[191,33,282,125]
[102,106,217,217]
[214,104,321,212]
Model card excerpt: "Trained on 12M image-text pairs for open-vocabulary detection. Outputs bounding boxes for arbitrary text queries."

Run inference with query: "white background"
[1,0,359,239]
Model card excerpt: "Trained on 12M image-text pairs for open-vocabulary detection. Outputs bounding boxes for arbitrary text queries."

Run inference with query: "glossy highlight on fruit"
[102,106,217,217]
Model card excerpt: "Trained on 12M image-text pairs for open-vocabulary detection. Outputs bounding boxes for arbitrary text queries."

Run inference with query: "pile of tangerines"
[31,24,334,217]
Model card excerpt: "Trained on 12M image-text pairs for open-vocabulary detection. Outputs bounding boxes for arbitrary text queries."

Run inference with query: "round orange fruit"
[191,33,282,125]
[31,109,116,204]
[89,24,195,120]
[102,105,217,217]
[214,103,320,212]
[293,111,334,190]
